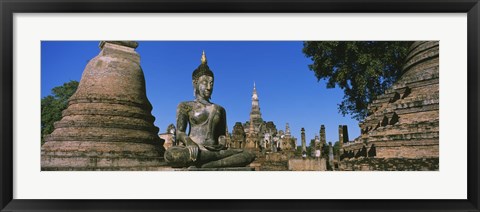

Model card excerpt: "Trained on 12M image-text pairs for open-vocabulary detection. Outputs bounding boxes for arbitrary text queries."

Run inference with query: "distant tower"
[343,125,349,144]
[250,82,263,127]
[245,83,263,150]
[301,127,307,153]
[314,134,320,156]
[328,142,335,170]
[338,125,343,145]
[320,125,326,146]
[338,125,349,146]
[285,123,291,139]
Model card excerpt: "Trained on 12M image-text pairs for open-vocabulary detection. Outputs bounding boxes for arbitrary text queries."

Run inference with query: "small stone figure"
[273,136,279,152]
[167,124,176,146]
[164,51,255,168]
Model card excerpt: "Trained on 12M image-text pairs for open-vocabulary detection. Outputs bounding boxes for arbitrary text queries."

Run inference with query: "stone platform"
[42,158,255,171]
[43,165,255,171]
[185,167,255,171]
[149,166,255,171]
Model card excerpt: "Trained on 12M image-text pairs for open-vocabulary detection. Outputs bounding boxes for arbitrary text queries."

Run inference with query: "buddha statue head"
[192,51,214,101]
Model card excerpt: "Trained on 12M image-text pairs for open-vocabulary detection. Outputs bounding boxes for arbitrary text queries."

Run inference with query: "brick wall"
[339,157,439,171]
[376,145,438,158]
[288,158,327,171]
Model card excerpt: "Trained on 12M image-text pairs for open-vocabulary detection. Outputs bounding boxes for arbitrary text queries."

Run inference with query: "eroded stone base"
[42,165,255,171]
[338,157,439,171]
[41,140,165,171]
[185,167,255,171]
[288,158,327,171]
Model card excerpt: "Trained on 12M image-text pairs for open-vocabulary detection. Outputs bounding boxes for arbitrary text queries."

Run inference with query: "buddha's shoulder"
[178,101,195,105]
[177,101,195,111]
[216,104,226,111]
[211,103,226,113]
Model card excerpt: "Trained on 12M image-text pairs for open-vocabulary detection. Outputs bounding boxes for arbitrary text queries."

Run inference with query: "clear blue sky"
[41,41,360,145]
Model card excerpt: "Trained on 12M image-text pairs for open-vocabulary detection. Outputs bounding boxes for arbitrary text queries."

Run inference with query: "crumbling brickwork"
[340,41,439,170]
[339,158,439,171]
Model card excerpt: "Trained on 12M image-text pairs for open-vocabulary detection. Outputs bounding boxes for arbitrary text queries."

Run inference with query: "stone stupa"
[41,41,165,170]
[342,41,439,161]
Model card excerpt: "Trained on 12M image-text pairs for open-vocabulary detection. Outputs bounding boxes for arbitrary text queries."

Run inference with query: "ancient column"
[342,125,349,144]
[301,127,307,153]
[320,125,326,149]
[338,125,344,146]
[41,41,164,170]
[338,125,349,146]
[328,142,335,170]
[320,125,326,143]
[338,125,349,158]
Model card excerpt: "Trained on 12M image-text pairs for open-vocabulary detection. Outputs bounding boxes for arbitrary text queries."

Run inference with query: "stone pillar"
[292,140,296,151]
[41,41,164,171]
[328,142,334,170]
[320,125,326,146]
[320,125,326,143]
[338,125,349,158]
[338,125,344,146]
[338,125,349,146]
[342,125,349,144]
[301,127,306,153]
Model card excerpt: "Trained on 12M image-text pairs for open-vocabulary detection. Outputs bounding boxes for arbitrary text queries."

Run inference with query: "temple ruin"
[339,41,439,171]
[41,41,165,170]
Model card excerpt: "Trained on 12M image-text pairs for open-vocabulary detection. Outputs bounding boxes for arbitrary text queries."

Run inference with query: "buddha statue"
[164,51,256,168]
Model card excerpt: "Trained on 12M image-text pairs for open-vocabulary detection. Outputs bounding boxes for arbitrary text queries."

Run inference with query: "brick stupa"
[41,41,165,170]
[342,41,439,160]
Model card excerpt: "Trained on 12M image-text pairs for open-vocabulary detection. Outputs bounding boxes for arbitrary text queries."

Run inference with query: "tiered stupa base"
[41,41,164,171]
[340,41,439,170]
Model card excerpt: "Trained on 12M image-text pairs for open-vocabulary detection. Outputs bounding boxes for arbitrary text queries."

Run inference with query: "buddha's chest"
[189,103,217,126]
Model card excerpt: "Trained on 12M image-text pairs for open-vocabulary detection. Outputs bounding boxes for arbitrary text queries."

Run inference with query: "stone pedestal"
[41,41,165,171]
[186,167,255,171]
[288,158,327,171]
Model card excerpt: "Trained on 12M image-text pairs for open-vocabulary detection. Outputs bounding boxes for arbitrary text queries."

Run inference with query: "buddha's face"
[194,75,214,101]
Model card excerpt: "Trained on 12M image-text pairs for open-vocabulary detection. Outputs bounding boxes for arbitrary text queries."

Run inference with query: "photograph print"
[40,41,439,171]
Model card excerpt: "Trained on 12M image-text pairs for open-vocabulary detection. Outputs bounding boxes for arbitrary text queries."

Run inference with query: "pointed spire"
[249,81,262,127]
[252,81,258,100]
[201,50,207,64]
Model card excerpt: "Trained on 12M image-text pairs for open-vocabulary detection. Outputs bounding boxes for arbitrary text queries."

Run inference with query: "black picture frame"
[1,0,479,211]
